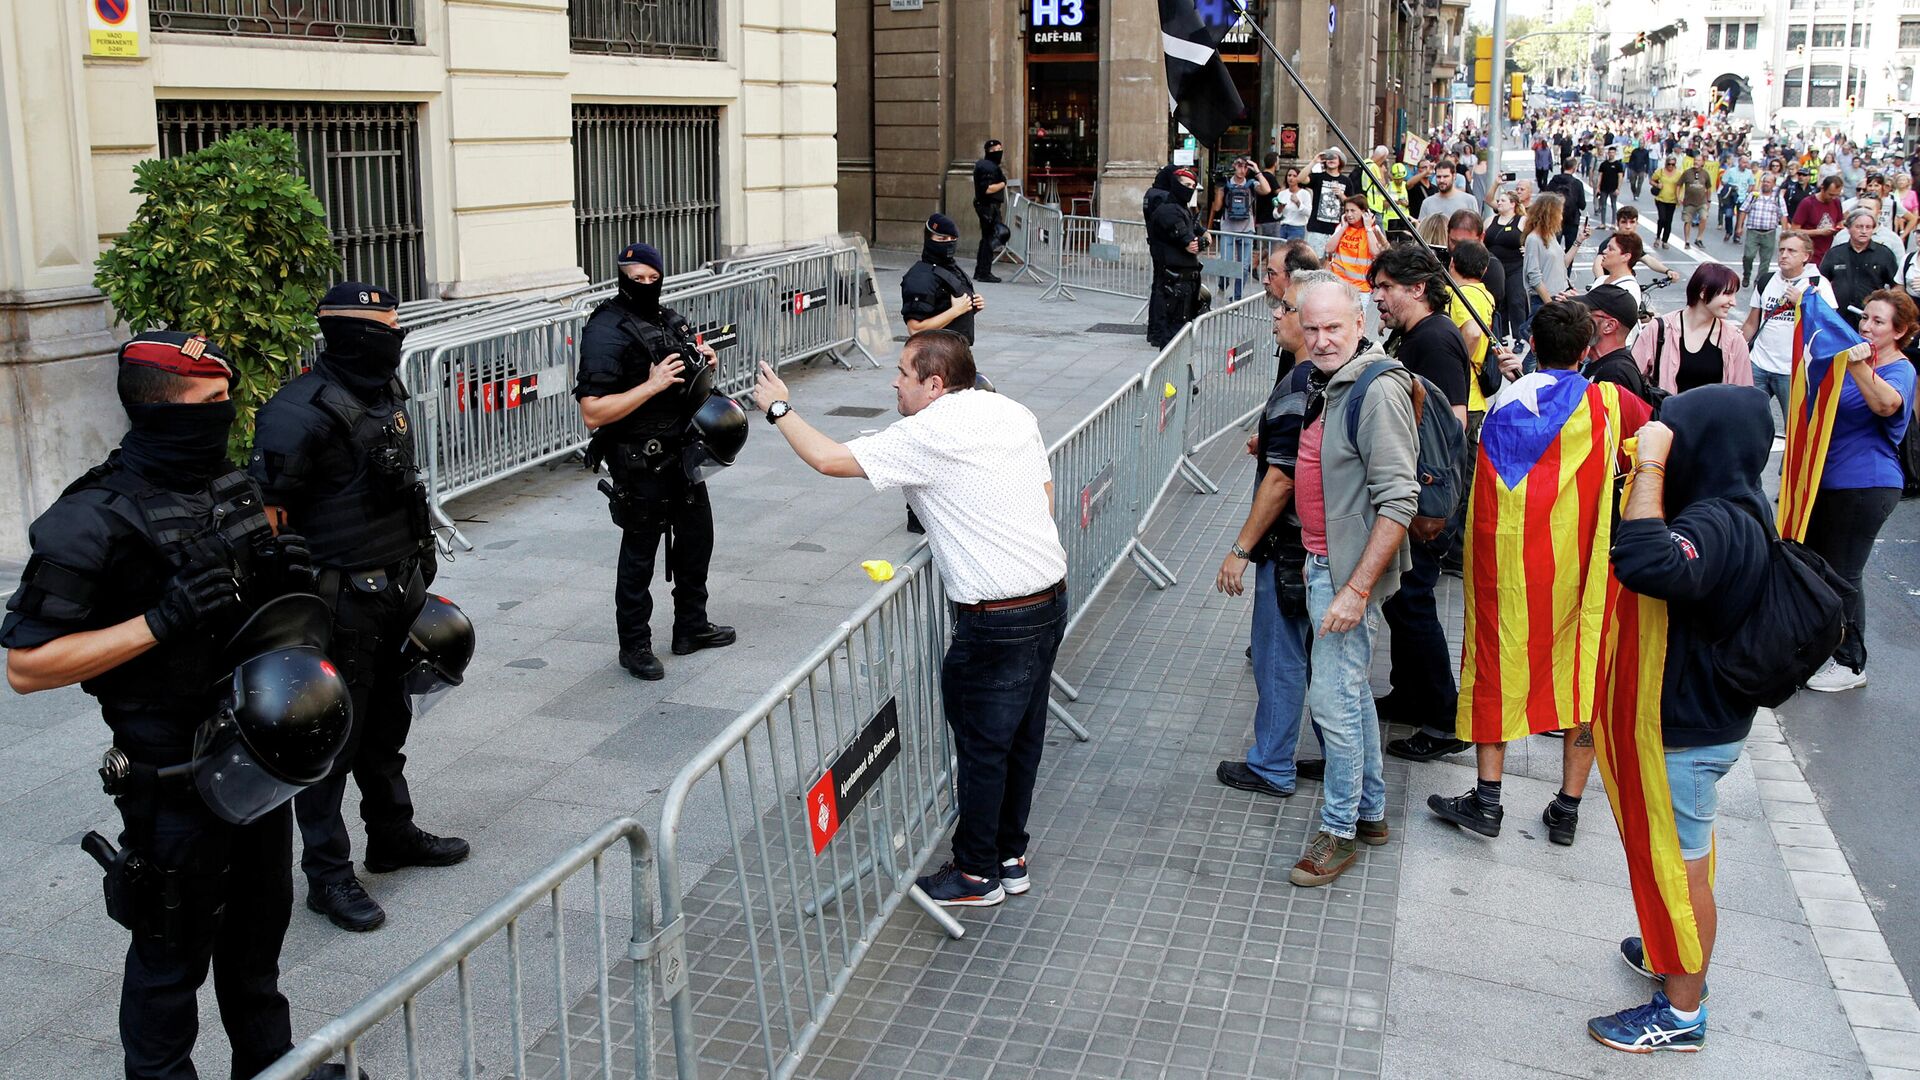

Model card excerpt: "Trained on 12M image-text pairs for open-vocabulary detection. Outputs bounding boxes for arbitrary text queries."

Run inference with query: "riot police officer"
[901,213,984,344]
[973,138,1009,281]
[1,331,354,1079]
[575,243,736,680]
[250,282,470,933]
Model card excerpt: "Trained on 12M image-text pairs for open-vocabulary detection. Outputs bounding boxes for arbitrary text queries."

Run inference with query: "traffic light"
[1474,36,1493,106]
[1510,73,1525,121]
[1848,93,1857,110]
[1635,31,1647,48]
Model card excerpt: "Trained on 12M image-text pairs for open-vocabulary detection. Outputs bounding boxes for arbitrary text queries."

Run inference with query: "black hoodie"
[1609,385,1774,747]
[1146,167,1203,272]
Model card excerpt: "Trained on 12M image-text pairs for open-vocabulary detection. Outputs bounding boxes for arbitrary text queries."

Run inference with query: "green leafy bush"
[94,127,341,461]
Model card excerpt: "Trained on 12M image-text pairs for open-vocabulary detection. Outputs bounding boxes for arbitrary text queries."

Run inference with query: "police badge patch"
[393,410,409,435]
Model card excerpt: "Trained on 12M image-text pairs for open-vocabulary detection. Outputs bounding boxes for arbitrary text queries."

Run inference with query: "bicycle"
[1637,274,1673,325]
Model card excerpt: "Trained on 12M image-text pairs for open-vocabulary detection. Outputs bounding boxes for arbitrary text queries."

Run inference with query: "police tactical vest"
[59,463,275,706]
[278,370,430,569]
[597,304,708,445]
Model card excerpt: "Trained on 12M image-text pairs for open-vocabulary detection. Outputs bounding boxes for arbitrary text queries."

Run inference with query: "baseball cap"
[1576,284,1638,328]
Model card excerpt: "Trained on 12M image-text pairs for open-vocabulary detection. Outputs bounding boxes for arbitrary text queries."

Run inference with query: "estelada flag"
[1457,372,1640,743]
[1592,470,1713,977]
[1777,289,1859,541]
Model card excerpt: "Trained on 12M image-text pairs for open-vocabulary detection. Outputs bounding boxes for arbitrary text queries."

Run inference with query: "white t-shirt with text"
[1749,269,1837,375]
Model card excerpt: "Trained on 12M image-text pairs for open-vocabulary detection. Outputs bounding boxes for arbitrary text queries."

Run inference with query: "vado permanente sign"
[805,698,903,855]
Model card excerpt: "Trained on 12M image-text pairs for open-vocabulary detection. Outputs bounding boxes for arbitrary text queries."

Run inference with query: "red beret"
[118,330,233,382]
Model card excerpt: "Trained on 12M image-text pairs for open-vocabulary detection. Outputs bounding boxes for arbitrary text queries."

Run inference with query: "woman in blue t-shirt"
[1803,288,1917,692]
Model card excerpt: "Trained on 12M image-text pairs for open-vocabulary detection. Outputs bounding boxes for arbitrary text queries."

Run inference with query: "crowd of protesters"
[1194,102,1915,1051]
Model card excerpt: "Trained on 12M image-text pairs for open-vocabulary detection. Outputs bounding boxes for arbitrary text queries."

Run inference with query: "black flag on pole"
[1158,0,1245,146]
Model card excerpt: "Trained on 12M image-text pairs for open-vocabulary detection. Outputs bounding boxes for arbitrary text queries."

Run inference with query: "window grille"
[572,105,722,283]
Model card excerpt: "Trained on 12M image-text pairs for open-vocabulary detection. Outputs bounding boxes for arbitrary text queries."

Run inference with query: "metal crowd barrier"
[562,271,783,400]
[997,193,1054,286]
[1021,198,1065,292]
[1136,293,1276,538]
[1202,228,1283,306]
[655,544,963,1080]
[1042,214,1154,312]
[257,817,664,1080]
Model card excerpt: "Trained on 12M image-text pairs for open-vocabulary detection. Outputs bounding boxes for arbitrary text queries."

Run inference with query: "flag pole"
[1224,0,1497,344]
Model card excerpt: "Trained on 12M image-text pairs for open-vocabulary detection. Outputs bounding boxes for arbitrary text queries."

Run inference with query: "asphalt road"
[1525,159,1920,993]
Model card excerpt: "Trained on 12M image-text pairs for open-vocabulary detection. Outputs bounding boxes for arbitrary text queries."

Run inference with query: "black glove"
[256,531,317,595]
[146,563,242,642]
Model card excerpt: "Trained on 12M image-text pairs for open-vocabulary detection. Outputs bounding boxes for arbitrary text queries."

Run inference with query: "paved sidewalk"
[791,436,1880,1080]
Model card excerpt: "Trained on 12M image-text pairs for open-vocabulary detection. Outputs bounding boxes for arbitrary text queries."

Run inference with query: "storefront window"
[1025,0,1099,210]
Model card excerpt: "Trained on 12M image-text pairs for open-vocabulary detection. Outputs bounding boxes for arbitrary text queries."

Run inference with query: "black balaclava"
[922,213,961,265]
[318,315,407,400]
[1658,385,1776,528]
[118,399,238,488]
[985,141,1004,165]
[1150,164,1184,193]
[615,242,666,320]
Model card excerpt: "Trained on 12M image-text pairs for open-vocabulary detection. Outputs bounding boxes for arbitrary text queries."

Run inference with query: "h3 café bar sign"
[805,698,903,855]
[88,0,145,57]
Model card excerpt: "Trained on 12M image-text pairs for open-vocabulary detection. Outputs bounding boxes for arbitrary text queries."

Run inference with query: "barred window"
[157,101,430,300]
[569,0,719,60]
[150,0,417,44]
[1902,20,1920,49]
[572,105,722,283]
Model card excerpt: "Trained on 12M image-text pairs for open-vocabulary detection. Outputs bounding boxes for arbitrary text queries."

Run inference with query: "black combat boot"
[672,623,737,655]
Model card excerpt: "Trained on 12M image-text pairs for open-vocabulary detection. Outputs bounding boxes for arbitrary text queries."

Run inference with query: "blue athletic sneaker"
[1619,937,1709,1002]
[1000,857,1031,896]
[1588,990,1706,1053]
[916,862,1004,907]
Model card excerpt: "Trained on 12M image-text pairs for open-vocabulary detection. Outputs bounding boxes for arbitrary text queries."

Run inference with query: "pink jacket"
[1630,310,1753,394]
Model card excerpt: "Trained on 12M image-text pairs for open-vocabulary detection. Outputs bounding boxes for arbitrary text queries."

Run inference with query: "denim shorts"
[1664,739,1745,860]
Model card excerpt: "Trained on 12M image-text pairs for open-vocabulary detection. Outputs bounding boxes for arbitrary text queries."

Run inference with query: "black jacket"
[1147,184,1204,273]
[1608,386,1773,747]
[1820,240,1900,327]
[1584,345,1651,404]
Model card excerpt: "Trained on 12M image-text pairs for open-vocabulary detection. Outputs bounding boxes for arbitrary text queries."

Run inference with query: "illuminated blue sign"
[1028,0,1098,52]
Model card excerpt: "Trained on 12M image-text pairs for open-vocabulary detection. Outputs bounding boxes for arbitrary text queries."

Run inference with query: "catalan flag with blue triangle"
[1456,371,1643,743]
[1777,289,1861,541]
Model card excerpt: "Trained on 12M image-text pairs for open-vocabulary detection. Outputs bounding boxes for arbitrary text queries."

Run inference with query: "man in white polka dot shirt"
[753,332,1068,909]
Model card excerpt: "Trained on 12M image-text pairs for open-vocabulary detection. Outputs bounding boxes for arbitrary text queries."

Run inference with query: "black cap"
[318,282,398,312]
[1577,284,1639,327]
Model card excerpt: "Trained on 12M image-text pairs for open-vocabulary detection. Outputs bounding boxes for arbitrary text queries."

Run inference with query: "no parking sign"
[87,0,145,57]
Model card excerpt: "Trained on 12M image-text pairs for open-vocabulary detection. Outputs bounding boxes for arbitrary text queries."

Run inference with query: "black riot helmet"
[684,392,749,481]
[191,594,352,824]
[401,594,475,716]
[974,372,997,393]
[402,594,475,692]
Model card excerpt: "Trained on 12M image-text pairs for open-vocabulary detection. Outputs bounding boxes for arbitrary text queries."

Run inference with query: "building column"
[944,0,1021,223]
[870,0,950,250]
[1096,0,1168,220]
[1292,0,1335,162]
[0,0,126,557]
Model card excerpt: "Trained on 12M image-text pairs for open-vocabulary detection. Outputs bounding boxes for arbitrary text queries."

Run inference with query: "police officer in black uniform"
[973,139,1009,282]
[575,243,736,681]
[1146,166,1205,348]
[250,283,470,933]
[901,213,984,343]
[1,331,355,1080]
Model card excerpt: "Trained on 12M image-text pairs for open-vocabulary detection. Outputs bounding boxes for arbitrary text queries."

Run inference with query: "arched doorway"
[1711,73,1754,118]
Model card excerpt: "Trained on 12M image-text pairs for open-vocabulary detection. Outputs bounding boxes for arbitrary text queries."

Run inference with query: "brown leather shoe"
[1357,818,1390,847]
[1288,830,1357,887]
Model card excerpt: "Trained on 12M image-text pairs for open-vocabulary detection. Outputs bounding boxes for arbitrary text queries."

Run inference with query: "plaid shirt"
[1741,189,1787,230]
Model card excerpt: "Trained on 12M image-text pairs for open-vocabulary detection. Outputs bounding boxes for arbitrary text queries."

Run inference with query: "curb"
[1751,706,1920,1078]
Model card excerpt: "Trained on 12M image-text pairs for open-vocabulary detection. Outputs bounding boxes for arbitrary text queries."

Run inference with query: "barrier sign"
[694,324,740,353]
[805,698,902,855]
[88,0,143,57]
[457,364,567,412]
[1079,459,1115,529]
[789,288,829,315]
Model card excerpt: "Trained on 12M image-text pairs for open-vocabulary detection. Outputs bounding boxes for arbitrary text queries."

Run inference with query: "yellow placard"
[89,29,139,57]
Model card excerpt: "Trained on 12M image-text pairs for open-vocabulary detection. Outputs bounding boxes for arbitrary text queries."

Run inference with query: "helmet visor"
[681,443,733,483]
[190,716,309,825]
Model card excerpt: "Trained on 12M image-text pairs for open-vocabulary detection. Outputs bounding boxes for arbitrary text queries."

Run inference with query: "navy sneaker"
[1000,857,1031,896]
[916,862,1004,907]
[1587,990,1706,1053]
[1619,938,1709,1002]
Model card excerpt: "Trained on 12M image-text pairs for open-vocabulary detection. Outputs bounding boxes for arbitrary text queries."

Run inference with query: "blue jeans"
[940,591,1068,877]
[1248,559,1318,789]
[1665,739,1745,859]
[1219,221,1254,300]
[1304,556,1387,839]
[1753,368,1792,433]
[1277,224,1306,241]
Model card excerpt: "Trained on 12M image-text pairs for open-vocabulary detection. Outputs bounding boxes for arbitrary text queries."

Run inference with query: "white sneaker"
[1805,659,1867,693]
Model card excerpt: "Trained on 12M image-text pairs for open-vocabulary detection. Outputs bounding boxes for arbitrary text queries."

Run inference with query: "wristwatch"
[1229,543,1254,560]
[766,400,792,425]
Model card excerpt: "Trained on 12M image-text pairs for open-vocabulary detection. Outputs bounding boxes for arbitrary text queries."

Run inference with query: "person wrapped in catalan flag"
[1588,385,1775,1053]
[1427,300,1649,846]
